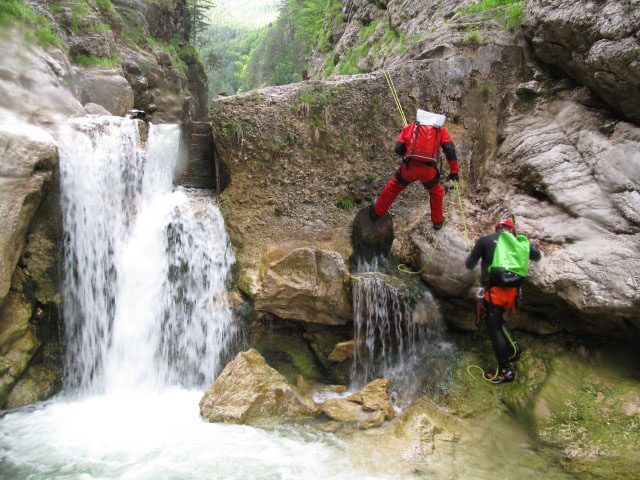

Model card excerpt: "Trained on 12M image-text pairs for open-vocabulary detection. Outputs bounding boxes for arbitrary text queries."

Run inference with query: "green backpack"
[488,232,531,287]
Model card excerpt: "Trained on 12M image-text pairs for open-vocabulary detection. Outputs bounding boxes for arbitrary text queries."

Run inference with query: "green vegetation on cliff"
[0,0,60,47]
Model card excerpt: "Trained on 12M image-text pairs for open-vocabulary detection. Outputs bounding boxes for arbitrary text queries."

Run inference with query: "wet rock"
[0,291,40,407]
[4,364,60,409]
[0,116,57,306]
[74,69,135,117]
[529,355,640,473]
[255,248,352,325]
[320,378,394,427]
[84,102,110,115]
[199,349,318,424]
[320,398,370,423]
[347,378,394,420]
[328,340,355,362]
[360,409,386,429]
[351,205,394,262]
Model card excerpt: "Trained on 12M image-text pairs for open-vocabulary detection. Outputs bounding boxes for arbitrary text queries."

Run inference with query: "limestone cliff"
[213,0,639,339]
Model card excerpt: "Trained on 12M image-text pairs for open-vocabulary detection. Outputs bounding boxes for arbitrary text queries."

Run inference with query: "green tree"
[189,0,216,46]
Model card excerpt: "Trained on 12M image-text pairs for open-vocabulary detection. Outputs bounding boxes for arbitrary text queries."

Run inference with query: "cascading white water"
[59,117,235,393]
[0,117,400,480]
[350,259,452,404]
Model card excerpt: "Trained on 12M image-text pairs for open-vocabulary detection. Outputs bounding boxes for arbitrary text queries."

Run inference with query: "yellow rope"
[397,190,454,275]
[455,180,472,254]
[383,70,407,127]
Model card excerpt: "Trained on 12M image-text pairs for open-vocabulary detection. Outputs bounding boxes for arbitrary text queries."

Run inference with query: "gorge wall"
[0,0,208,407]
[213,0,639,341]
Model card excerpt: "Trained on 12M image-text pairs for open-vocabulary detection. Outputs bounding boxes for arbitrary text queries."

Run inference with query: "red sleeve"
[397,123,414,144]
[439,127,452,144]
[439,127,459,174]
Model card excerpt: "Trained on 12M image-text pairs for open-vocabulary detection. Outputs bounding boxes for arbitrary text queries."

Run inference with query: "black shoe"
[433,219,445,230]
[510,342,522,363]
[487,364,515,384]
[369,197,380,221]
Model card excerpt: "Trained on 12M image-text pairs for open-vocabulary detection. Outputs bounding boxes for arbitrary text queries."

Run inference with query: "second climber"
[370,110,459,230]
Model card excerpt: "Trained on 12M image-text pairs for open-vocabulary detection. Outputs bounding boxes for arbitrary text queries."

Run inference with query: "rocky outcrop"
[216,4,640,337]
[74,68,134,117]
[319,378,394,428]
[0,115,57,307]
[255,247,352,325]
[523,0,640,124]
[328,339,355,362]
[199,349,318,424]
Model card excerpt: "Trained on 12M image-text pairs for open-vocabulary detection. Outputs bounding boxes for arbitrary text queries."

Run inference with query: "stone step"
[189,133,212,146]
[190,122,211,135]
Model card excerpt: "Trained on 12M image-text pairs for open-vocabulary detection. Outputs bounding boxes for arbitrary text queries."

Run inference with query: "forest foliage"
[200,0,343,95]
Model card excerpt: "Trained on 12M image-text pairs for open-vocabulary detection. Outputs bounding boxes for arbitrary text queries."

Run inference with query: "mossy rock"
[250,322,324,384]
[303,324,353,385]
[530,354,640,476]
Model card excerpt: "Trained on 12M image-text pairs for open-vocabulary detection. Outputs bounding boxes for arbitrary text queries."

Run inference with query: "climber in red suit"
[370,118,459,230]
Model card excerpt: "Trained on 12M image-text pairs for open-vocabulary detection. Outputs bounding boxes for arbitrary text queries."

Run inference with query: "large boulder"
[199,349,318,424]
[523,0,640,124]
[255,248,352,325]
[74,68,135,117]
[487,99,640,333]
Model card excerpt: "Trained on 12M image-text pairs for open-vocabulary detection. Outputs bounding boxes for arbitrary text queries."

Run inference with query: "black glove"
[447,173,459,182]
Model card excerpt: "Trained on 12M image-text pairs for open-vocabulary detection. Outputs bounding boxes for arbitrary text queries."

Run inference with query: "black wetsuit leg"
[486,303,511,368]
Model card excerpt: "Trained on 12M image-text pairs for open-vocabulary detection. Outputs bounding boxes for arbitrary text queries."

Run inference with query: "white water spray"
[59,117,235,393]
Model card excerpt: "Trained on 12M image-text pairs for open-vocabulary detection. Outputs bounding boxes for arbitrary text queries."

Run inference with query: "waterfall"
[58,117,235,394]
[350,258,451,403]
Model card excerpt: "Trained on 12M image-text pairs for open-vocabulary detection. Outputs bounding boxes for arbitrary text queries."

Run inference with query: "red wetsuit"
[373,123,459,224]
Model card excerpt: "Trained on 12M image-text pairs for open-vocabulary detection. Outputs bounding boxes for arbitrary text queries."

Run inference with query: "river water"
[0,117,578,480]
[0,118,396,479]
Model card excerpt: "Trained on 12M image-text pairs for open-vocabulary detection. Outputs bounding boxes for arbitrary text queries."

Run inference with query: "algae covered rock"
[199,349,318,424]
[529,355,640,476]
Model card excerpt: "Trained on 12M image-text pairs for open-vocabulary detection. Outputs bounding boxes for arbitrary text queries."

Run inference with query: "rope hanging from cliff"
[382,71,474,279]
[383,70,408,127]
[397,181,473,277]
[397,189,454,275]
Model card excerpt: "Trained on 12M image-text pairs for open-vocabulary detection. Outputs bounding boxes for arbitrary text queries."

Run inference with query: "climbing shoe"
[433,219,445,230]
[509,342,522,363]
[369,197,380,221]
[487,364,515,384]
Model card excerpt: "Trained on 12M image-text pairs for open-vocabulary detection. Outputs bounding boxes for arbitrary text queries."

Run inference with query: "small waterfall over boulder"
[349,257,454,405]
